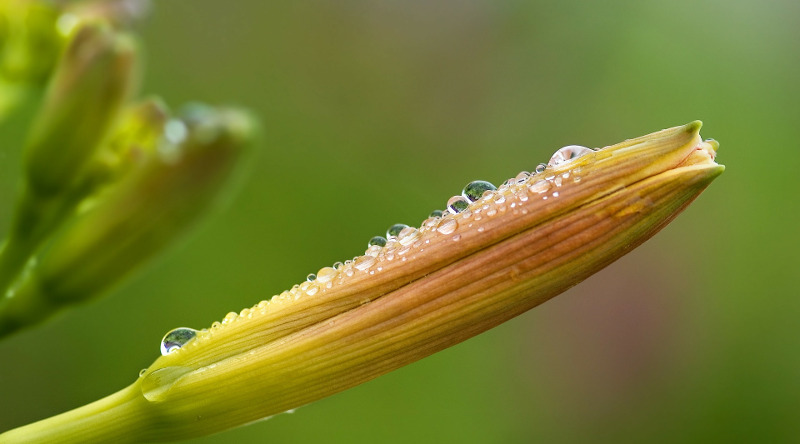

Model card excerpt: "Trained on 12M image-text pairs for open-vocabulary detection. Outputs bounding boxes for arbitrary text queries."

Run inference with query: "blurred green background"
[1,0,798,442]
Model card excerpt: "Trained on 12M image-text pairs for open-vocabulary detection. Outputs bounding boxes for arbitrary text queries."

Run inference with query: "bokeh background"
[1,0,799,442]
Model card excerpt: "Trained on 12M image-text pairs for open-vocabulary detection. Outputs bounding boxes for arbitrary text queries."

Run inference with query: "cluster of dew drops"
[155,144,595,357]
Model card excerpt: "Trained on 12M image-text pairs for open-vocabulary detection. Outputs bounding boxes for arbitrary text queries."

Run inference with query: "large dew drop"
[547,145,593,167]
[386,224,409,239]
[368,236,387,247]
[462,180,497,202]
[160,327,198,355]
[447,196,470,214]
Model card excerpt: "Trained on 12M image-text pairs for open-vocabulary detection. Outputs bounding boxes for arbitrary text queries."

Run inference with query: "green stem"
[0,383,153,444]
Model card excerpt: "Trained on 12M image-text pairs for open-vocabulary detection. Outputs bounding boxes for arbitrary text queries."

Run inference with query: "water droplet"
[422,217,439,229]
[354,255,376,271]
[397,227,420,246]
[429,209,444,218]
[139,368,147,377]
[436,218,458,234]
[368,236,387,247]
[386,224,408,239]
[447,196,470,214]
[494,194,506,205]
[552,191,560,197]
[316,267,337,283]
[222,312,238,324]
[514,172,530,183]
[333,261,344,270]
[554,176,562,187]
[548,145,593,167]
[306,273,317,282]
[535,163,547,174]
[160,328,198,355]
[462,180,497,202]
[452,234,462,242]
[306,285,319,296]
[529,180,551,194]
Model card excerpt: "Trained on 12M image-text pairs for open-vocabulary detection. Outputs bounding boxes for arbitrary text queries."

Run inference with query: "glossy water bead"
[462,180,497,202]
[547,145,594,167]
[160,327,198,355]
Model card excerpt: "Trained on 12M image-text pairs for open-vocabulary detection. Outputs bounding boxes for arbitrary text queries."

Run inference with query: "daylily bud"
[23,20,136,197]
[0,122,723,443]
[0,22,138,305]
[0,1,62,85]
[0,106,255,336]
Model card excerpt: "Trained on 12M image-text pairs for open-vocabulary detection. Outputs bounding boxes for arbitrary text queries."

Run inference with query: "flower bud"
[23,20,137,197]
[0,122,723,443]
[0,105,255,336]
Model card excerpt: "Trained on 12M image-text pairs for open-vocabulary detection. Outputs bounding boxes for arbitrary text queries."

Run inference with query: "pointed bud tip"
[685,120,702,135]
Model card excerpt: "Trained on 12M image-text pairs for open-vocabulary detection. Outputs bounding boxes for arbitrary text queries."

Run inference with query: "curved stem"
[0,383,153,444]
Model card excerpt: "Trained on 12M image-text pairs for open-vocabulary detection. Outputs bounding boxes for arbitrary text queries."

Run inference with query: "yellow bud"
[24,20,137,197]
[0,122,723,443]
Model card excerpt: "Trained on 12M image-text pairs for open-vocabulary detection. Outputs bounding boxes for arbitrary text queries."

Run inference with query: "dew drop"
[429,209,444,218]
[222,312,238,324]
[447,196,470,214]
[397,227,420,246]
[452,234,462,242]
[514,172,530,183]
[548,145,593,167]
[422,217,439,229]
[160,327,198,355]
[316,267,337,283]
[306,273,317,282]
[333,261,344,270]
[436,218,458,235]
[529,180,551,194]
[354,255,376,271]
[306,285,319,296]
[462,180,497,202]
[139,368,147,377]
[386,224,408,239]
[535,163,547,174]
[493,194,506,205]
[552,191,560,197]
[368,236,387,247]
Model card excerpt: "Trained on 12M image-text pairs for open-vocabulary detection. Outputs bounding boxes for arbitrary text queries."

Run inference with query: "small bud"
[0,1,63,85]
[0,105,255,335]
[23,21,137,197]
